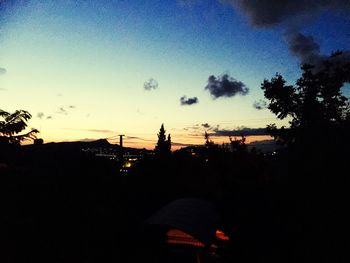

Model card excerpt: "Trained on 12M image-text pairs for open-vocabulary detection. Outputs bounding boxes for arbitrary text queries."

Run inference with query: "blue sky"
[1,0,349,148]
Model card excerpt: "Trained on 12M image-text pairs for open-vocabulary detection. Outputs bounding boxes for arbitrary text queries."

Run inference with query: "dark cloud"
[223,1,350,70]
[205,74,248,99]
[143,78,158,91]
[224,0,350,28]
[286,32,350,72]
[253,100,267,110]
[201,123,211,129]
[286,32,323,65]
[46,116,53,119]
[37,112,45,119]
[68,105,76,109]
[180,96,199,105]
[212,127,269,136]
[0,67,6,75]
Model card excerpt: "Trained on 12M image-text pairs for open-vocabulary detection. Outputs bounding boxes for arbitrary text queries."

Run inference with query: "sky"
[1,0,349,149]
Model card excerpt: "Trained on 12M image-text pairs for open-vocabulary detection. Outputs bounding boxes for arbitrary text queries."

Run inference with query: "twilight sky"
[1,0,349,149]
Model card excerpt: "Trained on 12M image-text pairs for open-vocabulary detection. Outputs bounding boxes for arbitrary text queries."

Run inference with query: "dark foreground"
[0,142,347,262]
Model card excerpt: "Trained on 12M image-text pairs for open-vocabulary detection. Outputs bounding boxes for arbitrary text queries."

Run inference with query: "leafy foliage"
[261,52,350,145]
[0,109,39,145]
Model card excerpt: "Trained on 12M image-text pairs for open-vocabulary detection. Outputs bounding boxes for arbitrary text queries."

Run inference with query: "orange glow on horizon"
[22,134,273,150]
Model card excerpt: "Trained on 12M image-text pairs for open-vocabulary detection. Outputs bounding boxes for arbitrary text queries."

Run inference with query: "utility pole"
[119,134,125,148]
[118,134,125,162]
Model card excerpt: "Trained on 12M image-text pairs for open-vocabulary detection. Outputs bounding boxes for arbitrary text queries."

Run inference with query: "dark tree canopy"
[0,109,39,145]
[261,52,350,145]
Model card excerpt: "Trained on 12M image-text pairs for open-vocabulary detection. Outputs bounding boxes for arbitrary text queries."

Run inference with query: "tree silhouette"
[204,131,214,147]
[261,52,350,146]
[0,109,39,145]
[166,134,171,153]
[229,135,247,152]
[155,124,171,156]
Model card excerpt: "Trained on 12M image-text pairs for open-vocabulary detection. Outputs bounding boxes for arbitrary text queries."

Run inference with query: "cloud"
[286,32,350,72]
[223,1,350,71]
[286,32,323,66]
[143,78,158,91]
[253,100,267,110]
[57,107,68,115]
[201,123,211,129]
[205,74,248,99]
[68,105,76,109]
[64,128,114,133]
[46,116,53,120]
[224,0,350,28]
[180,96,199,105]
[183,124,200,132]
[212,127,269,136]
[86,129,114,133]
[171,141,195,147]
[77,138,97,142]
[37,112,45,119]
[0,67,6,75]
[125,136,155,142]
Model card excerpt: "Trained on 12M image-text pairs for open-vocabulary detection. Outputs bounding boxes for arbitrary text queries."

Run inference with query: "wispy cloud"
[183,124,200,131]
[125,136,155,142]
[143,78,159,91]
[57,107,68,115]
[180,96,199,105]
[136,108,145,115]
[64,128,115,133]
[171,141,196,147]
[0,67,6,75]
[253,100,267,110]
[37,112,45,119]
[205,74,248,99]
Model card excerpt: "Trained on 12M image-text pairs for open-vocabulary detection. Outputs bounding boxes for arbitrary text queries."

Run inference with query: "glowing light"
[215,230,229,241]
[123,161,132,168]
[166,229,205,248]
